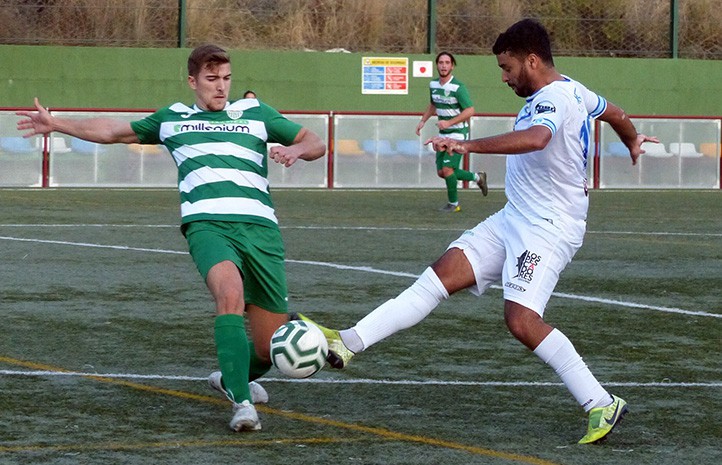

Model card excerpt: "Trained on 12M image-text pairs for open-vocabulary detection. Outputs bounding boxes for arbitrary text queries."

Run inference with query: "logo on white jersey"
[534,101,556,114]
[504,282,526,292]
[573,88,582,104]
[514,250,542,283]
[173,120,251,134]
[227,110,243,120]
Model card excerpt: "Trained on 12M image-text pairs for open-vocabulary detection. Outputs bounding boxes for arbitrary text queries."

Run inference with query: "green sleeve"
[456,83,474,110]
[129,110,164,145]
[260,102,302,145]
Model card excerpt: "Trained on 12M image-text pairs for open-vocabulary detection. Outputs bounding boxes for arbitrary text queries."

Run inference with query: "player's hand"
[425,136,467,155]
[436,120,450,131]
[16,97,53,137]
[415,120,425,136]
[630,133,659,166]
[269,144,302,167]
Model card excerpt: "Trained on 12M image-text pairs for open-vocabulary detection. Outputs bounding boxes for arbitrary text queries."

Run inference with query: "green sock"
[214,314,251,403]
[445,174,459,203]
[454,169,476,182]
[247,342,272,382]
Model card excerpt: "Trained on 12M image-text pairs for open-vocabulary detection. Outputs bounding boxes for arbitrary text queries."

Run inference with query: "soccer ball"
[270,320,328,378]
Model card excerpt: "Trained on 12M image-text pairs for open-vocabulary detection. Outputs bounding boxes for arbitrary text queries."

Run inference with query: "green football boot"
[578,395,628,444]
[289,312,355,369]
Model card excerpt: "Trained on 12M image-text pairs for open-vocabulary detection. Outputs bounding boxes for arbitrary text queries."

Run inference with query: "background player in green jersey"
[16,44,326,432]
[416,51,488,212]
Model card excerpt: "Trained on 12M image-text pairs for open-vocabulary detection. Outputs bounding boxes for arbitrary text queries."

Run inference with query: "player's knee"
[214,288,245,315]
[503,303,542,345]
[504,313,525,339]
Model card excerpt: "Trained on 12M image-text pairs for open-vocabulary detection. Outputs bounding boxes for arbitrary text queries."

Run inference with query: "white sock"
[533,328,612,412]
[347,267,449,351]
[339,328,363,353]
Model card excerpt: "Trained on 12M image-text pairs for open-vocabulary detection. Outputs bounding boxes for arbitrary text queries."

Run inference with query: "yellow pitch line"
[255,407,560,465]
[1,355,561,465]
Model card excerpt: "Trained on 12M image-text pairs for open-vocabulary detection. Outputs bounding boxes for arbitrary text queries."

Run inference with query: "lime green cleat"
[290,313,355,369]
[578,395,628,444]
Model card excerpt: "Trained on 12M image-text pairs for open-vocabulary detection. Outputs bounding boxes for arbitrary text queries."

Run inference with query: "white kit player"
[297,19,658,444]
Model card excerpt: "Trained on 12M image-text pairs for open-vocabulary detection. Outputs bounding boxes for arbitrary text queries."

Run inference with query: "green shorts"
[184,220,289,313]
[435,150,463,171]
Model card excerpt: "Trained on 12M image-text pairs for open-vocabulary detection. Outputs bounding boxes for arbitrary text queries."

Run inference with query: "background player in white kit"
[299,19,658,444]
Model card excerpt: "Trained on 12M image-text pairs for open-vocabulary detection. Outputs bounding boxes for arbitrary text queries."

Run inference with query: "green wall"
[1,45,720,116]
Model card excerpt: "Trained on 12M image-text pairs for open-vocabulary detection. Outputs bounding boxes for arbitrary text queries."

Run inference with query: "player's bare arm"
[415,103,437,135]
[598,102,658,165]
[426,125,551,156]
[16,97,139,144]
[269,127,326,167]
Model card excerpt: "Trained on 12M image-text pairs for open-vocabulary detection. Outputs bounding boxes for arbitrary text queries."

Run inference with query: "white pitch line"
[286,259,722,318]
[288,259,418,278]
[0,235,720,319]
[285,227,722,238]
[1,224,722,237]
[0,224,177,228]
[588,230,722,238]
[0,235,187,255]
[1,369,719,388]
[545,291,721,318]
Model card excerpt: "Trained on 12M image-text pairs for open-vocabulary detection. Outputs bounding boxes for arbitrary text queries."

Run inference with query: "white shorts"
[447,205,586,316]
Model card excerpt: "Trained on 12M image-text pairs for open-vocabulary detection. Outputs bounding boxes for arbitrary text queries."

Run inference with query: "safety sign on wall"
[362,57,408,95]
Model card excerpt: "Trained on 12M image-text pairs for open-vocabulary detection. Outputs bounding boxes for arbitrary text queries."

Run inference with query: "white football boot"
[208,371,269,404]
[230,400,262,432]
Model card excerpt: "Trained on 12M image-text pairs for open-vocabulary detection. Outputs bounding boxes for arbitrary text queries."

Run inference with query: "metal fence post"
[670,0,679,59]
[427,0,437,55]
[178,0,187,48]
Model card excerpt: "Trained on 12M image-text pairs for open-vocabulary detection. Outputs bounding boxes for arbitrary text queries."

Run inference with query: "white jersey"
[506,76,607,224]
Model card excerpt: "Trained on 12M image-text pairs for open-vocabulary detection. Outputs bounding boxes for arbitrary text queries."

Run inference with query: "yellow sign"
[362,57,409,95]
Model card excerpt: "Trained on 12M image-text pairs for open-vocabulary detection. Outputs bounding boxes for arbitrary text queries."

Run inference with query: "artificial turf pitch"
[1,188,720,465]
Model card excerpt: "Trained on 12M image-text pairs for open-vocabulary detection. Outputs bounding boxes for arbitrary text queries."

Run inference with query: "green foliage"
[0,0,720,58]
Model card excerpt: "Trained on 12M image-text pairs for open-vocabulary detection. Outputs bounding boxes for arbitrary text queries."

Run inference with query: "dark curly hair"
[492,19,554,66]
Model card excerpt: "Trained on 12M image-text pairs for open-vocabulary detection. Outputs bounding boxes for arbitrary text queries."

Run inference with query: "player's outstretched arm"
[426,125,551,156]
[16,97,140,145]
[269,127,326,167]
[598,102,658,165]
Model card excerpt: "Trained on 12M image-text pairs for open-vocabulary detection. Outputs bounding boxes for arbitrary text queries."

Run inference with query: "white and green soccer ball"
[270,320,328,378]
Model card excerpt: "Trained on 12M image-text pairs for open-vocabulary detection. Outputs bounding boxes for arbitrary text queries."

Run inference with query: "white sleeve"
[575,80,607,118]
[529,89,565,137]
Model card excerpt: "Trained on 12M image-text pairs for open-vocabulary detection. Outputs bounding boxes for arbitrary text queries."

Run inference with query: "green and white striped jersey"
[130,99,302,228]
[429,76,473,139]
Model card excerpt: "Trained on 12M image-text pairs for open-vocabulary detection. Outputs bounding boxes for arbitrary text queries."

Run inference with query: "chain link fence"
[1,0,720,59]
